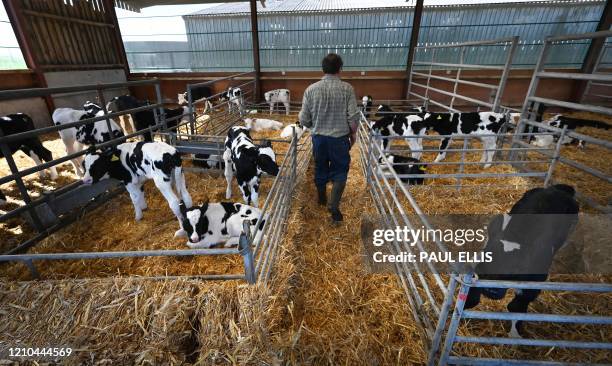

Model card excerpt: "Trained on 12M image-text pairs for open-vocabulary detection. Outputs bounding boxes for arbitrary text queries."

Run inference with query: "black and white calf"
[174,201,265,248]
[360,95,373,118]
[223,126,279,207]
[178,85,213,113]
[221,87,244,114]
[465,184,579,337]
[371,106,507,168]
[192,153,223,169]
[379,154,426,185]
[81,141,192,226]
[1,113,58,180]
[264,88,290,115]
[106,95,140,134]
[52,106,124,176]
[531,114,611,148]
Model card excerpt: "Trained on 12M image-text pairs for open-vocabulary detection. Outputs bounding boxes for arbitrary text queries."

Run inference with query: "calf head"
[375,104,393,118]
[179,202,209,244]
[361,95,373,109]
[177,92,188,105]
[81,148,121,185]
[257,140,279,176]
[264,91,273,103]
[83,101,103,116]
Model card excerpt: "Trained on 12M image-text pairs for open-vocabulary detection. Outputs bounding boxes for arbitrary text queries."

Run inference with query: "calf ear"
[261,139,272,148]
[179,201,187,217]
[257,154,279,176]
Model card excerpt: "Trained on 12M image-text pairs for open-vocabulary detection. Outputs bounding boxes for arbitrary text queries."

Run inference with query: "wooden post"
[103,0,130,78]
[573,0,611,101]
[404,0,424,100]
[250,0,262,102]
[3,0,54,114]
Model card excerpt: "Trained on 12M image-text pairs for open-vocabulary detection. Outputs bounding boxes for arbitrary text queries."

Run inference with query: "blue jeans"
[312,134,351,187]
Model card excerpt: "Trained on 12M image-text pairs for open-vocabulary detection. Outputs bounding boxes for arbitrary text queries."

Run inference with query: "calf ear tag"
[418,166,427,171]
[111,154,120,162]
[437,115,442,120]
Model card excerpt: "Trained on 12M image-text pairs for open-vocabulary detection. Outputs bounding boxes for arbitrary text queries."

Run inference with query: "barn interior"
[0,0,611,364]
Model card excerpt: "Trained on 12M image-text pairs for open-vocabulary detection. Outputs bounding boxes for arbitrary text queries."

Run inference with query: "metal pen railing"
[512,29,612,214]
[407,36,519,113]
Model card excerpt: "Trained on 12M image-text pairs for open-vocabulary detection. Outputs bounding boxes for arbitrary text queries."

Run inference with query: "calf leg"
[223,149,233,199]
[64,140,84,177]
[507,288,541,338]
[434,138,452,163]
[126,183,145,221]
[406,136,423,160]
[283,101,290,115]
[481,136,496,169]
[31,140,58,180]
[269,102,274,115]
[154,178,183,226]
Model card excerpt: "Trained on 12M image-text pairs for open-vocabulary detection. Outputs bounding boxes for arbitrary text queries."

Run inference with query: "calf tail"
[173,165,192,208]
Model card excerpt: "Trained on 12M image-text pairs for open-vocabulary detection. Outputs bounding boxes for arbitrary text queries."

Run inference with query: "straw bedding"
[0,109,610,364]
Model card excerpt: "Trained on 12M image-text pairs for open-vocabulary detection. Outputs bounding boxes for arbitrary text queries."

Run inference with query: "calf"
[192,153,223,169]
[174,201,265,248]
[178,85,213,113]
[106,95,139,134]
[221,87,243,114]
[464,184,579,338]
[52,107,124,176]
[81,141,193,227]
[223,126,279,207]
[280,122,307,139]
[132,105,189,142]
[380,154,426,185]
[372,106,507,168]
[360,95,373,118]
[264,88,290,115]
[245,118,283,132]
[1,113,58,180]
[532,114,611,148]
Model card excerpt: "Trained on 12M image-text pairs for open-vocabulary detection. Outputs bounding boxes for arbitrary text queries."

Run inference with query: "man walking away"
[299,53,360,223]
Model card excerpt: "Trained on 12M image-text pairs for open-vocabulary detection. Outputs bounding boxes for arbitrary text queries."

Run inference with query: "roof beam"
[404,0,424,99]
[250,0,262,102]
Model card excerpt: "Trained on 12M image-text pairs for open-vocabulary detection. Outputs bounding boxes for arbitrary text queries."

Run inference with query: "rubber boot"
[328,180,346,222]
[316,184,327,206]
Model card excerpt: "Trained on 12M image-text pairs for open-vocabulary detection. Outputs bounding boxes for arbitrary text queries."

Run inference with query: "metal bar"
[104,0,131,77]
[528,96,612,116]
[411,81,494,108]
[448,356,611,366]
[412,61,505,70]
[0,79,159,101]
[414,36,517,49]
[21,9,115,28]
[0,248,240,262]
[474,280,612,292]
[412,71,499,90]
[438,274,473,366]
[384,172,546,179]
[546,29,612,42]
[454,336,612,350]
[544,126,566,187]
[187,71,255,89]
[404,0,424,99]
[427,275,459,366]
[493,36,519,111]
[0,129,43,232]
[0,103,160,145]
[239,220,256,284]
[462,311,612,324]
[538,71,612,82]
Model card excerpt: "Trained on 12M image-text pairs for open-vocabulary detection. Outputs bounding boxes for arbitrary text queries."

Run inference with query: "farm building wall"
[171,0,606,73]
[127,68,583,110]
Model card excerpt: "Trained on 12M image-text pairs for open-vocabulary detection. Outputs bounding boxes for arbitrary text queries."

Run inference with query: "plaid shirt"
[299,74,360,138]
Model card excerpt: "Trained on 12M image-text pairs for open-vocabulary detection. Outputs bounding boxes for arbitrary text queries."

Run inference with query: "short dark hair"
[322,53,343,74]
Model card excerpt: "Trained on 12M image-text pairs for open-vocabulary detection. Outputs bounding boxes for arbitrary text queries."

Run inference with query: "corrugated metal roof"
[183,0,603,17]
[184,0,414,17]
